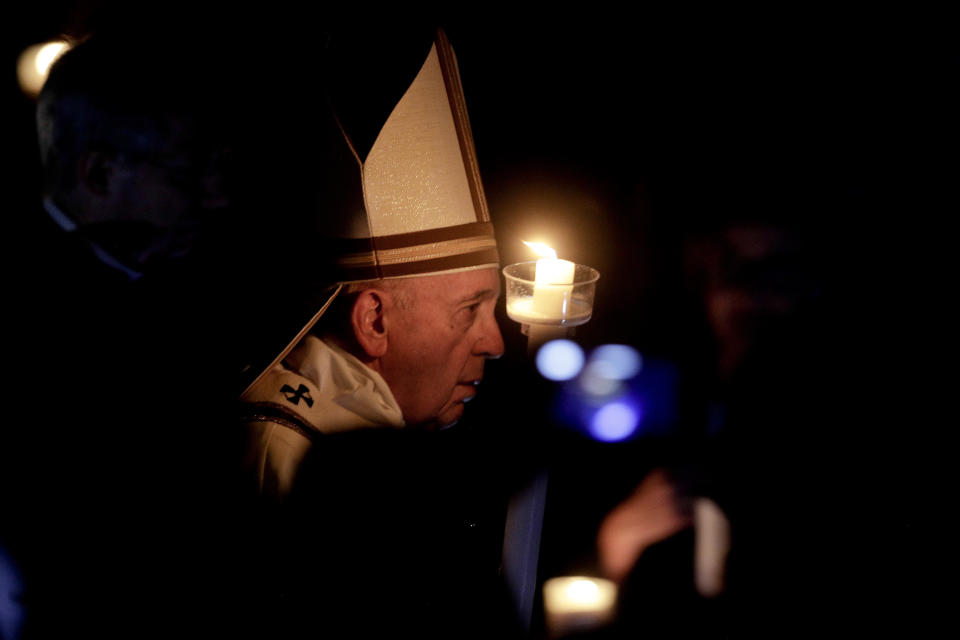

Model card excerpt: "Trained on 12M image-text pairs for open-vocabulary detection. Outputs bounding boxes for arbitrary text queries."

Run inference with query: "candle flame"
[567,579,600,604]
[34,41,69,75]
[523,241,557,260]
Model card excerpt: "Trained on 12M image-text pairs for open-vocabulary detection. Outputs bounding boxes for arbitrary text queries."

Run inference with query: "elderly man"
[239,30,505,501]
[230,31,520,638]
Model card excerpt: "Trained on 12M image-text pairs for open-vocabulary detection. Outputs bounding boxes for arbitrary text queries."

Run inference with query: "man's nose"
[476,313,505,360]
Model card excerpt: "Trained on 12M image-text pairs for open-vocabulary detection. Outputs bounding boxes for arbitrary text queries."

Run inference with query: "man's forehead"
[405,267,501,301]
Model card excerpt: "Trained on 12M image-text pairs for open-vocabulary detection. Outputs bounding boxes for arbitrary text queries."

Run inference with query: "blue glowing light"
[536,339,585,381]
[578,362,622,397]
[590,344,643,380]
[589,401,642,442]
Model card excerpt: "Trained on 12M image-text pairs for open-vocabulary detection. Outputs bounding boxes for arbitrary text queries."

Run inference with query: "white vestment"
[241,335,404,499]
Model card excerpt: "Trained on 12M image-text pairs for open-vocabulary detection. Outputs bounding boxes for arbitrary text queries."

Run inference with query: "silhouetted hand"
[596,468,693,583]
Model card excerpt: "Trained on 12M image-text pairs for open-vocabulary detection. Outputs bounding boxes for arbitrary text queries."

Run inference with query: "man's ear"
[351,289,389,359]
[78,150,118,197]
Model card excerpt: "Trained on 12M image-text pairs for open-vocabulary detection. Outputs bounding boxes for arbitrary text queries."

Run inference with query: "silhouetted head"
[37,34,232,272]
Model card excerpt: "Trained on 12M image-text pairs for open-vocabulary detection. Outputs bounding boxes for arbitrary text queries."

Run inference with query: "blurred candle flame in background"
[542,576,617,637]
[17,40,71,98]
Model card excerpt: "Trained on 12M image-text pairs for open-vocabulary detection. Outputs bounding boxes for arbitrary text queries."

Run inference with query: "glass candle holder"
[503,261,600,328]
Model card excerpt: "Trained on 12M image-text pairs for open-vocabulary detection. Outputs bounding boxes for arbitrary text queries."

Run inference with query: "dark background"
[3,2,954,636]
[5,4,954,347]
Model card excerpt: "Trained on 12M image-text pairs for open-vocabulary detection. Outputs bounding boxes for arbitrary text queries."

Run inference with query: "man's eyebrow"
[453,288,497,305]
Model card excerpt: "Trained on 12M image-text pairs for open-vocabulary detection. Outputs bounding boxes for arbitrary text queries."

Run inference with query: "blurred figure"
[2,32,239,638]
[34,34,231,281]
[686,222,819,382]
[593,217,829,637]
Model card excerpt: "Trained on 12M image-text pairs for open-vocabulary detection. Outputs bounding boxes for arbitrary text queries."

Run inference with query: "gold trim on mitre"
[334,220,499,279]
[376,235,497,265]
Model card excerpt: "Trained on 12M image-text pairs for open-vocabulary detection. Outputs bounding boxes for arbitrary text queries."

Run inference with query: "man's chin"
[433,403,466,431]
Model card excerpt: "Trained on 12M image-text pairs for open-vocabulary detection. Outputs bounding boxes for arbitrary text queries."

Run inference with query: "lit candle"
[504,242,596,327]
[542,576,617,637]
[524,241,575,317]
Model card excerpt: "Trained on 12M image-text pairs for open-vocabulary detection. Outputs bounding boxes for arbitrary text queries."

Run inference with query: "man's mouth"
[458,380,480,402]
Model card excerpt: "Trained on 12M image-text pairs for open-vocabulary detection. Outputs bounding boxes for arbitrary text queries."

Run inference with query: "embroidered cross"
[280,383,314,408]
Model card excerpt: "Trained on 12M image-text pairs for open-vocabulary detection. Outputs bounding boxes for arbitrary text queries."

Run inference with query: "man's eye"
[458,303,481,319]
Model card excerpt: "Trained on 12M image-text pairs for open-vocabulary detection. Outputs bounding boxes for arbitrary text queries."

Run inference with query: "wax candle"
[523,242,575,318]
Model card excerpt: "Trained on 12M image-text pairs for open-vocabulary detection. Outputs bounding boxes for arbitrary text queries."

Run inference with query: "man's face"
[89,118,231,270]
[378,268,504,429]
